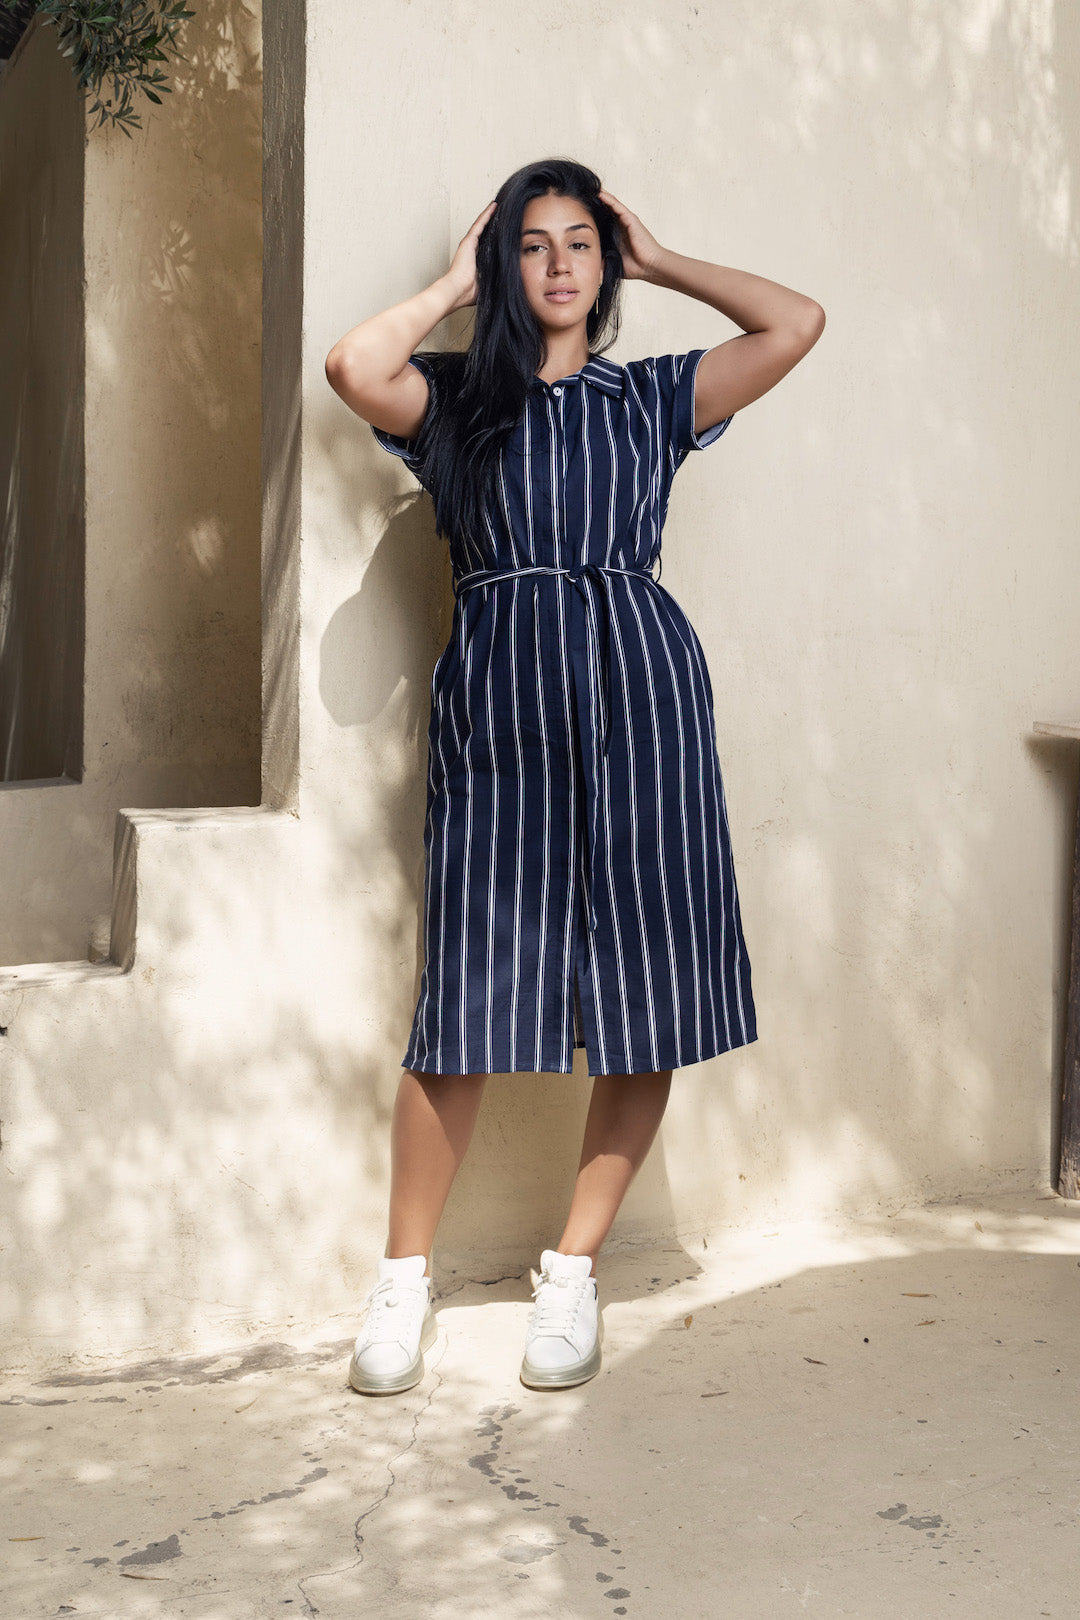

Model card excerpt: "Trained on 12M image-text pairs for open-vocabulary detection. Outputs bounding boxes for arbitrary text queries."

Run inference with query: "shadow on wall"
[0,0,263,965]
[313,0,1080,1246]
[81,0,264,787]
[1,862,399,1353]
[8,0,1080,1364]
[611,0,1080,1215]
[320,490,451,734]
[0,800,687,1358]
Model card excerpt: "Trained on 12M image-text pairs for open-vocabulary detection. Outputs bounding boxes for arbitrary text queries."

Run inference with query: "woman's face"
[518,190,605,337]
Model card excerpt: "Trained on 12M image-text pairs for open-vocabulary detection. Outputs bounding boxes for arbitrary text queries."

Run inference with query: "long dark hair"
[414,158,623,547]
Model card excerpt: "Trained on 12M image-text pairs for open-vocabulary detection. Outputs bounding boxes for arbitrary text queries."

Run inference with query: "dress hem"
[400,1028,758,1078]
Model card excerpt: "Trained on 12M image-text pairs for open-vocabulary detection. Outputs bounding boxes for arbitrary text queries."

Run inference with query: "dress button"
[552,386,562,397]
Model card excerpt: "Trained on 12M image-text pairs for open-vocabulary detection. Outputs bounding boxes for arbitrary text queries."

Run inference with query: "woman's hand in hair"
[597,190,663,281]
[445,200,498,311]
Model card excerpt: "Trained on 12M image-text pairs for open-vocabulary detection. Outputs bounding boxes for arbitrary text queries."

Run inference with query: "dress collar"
[579,355,624,398]
[531,355,624,399]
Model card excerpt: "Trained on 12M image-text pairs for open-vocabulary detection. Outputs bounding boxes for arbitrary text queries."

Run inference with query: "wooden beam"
[1059,772,1080,1199]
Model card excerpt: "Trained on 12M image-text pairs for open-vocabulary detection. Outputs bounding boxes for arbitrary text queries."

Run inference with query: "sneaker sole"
[519,1318,604,1390]
[348,1304,438,1395]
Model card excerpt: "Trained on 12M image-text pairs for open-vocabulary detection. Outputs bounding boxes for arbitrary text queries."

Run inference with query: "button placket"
[554,387,568,569]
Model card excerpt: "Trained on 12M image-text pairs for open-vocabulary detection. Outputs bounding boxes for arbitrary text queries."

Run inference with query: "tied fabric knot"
[453,561,659,932]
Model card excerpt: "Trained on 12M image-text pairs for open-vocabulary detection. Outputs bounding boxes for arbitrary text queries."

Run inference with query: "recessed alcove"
[0,12,263,965]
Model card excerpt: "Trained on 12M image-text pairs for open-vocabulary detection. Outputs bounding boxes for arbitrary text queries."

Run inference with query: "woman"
[325,158,823,1395]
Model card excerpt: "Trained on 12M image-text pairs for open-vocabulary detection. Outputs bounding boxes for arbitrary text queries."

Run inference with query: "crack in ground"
[435,1271,526,1300]
[294,1334,447,1617]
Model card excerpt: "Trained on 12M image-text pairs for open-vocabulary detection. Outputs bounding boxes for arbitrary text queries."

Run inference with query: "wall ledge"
[0,959,127,990]
[0,803,299,987]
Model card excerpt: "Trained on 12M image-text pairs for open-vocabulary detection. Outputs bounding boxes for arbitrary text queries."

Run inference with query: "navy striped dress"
[373,347,757,1076]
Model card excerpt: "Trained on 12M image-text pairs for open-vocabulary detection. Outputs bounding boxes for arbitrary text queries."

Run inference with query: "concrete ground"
[5,1189,1080,1620]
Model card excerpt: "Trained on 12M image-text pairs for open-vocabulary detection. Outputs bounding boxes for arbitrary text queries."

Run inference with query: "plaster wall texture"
[2,0,1080,1370]
[307,0,1080,1251]
[0,7,262,966]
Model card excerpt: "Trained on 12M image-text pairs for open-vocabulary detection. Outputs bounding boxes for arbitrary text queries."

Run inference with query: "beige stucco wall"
[0,8,262,966]
[2,0,1079,1369]
[309,0,1080,1237]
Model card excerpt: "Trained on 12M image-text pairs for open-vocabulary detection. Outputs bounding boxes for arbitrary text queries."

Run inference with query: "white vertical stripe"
[641,586,704,1058]
[620,368,650,559]
[498,461,522,567]
[590,584,634,1066]
[557,392,569,566]
[657,596,722,1052]
[600,395,618,567]
[482,588,501,1076]
[523,394,535,565]
[553,581,581,1071]
[545,395,560,568]
[532,581,553,1070]
[457,615,480,1073]
[605,587,659,1070]
[581,836,610,1074]
[580,385,593,565]
[716,764,750,1042]
[409,634,449,1068]
[623,581,683,1066]
[508,578,526,1073]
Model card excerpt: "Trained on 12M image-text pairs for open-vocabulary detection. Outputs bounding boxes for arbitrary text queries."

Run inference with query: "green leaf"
[35,0,193,133]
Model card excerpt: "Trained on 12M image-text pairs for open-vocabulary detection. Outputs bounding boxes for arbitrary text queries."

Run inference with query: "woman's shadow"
[319,490,452,735]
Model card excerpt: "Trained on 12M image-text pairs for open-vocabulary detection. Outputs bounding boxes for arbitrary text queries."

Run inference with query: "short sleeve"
[370,352,440,481]
[650,349,733,468]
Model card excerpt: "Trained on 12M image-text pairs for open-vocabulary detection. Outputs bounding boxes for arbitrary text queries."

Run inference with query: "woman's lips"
[545,289,578,301]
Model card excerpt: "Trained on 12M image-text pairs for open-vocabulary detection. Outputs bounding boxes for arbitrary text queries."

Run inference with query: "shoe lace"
[361,1275,425,1339]
[529,1271,589,1336]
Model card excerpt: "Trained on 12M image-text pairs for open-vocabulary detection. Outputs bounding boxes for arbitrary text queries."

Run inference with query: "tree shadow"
[7,1224,1080,1617]
[0,0,263,965]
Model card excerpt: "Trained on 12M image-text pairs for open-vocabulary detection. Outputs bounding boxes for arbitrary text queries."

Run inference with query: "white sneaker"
[520,1250,603,1389]
[349,1255,437,1395]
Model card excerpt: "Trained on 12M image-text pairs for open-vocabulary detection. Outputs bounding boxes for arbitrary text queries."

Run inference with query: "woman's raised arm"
[325,200,496,439]
[598,189,825,433]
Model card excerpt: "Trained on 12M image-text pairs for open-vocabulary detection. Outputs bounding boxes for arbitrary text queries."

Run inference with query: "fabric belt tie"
[453,562,658,932]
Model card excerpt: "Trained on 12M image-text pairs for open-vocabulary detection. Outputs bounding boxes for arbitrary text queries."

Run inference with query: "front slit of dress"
[572,963,584,1049]
[572,880,595,1071]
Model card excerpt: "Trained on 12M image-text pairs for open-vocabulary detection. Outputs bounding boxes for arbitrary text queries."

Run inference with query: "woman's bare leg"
[555,1069,673,1276]
[386,1068,488,1272]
